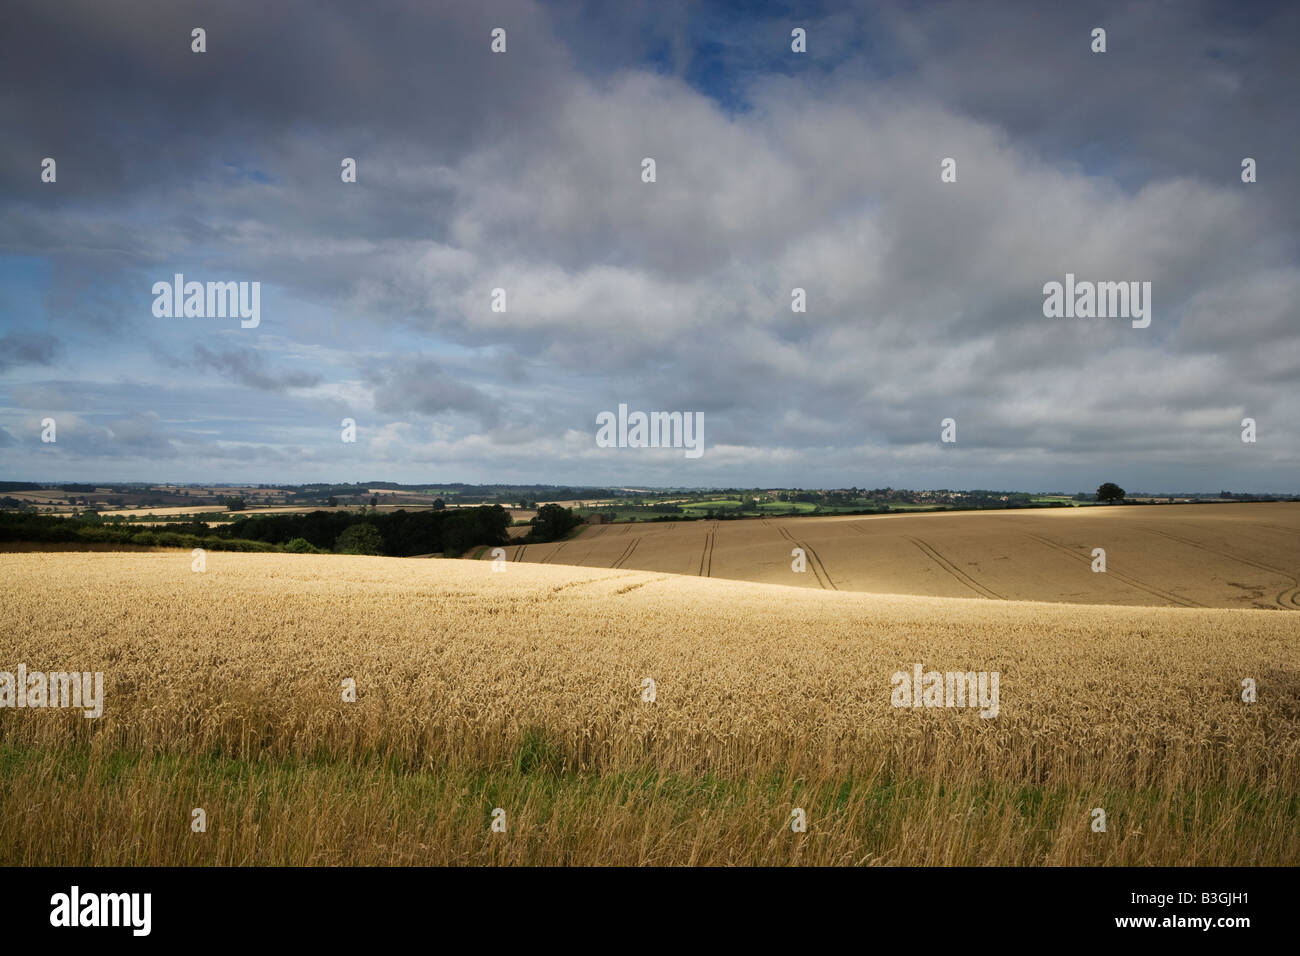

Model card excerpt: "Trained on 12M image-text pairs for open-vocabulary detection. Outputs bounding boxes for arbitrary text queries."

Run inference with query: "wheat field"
[495,503,1300,609]
[2,545,1297,866]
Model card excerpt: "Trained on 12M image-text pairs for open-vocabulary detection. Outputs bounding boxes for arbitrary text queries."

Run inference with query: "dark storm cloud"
[0,330,60,371]
[0,0,1295,488]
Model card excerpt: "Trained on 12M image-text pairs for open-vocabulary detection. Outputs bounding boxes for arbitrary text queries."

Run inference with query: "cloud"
[365,356,501,429]
[191,344,321,392]
[0,0,1295,489]
[0,331,60,371]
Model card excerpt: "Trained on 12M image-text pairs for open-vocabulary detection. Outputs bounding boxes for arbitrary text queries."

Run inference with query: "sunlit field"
[2,536,1296,865]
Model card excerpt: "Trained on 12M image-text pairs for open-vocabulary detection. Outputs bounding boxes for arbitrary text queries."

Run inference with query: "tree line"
[0,503,587,557]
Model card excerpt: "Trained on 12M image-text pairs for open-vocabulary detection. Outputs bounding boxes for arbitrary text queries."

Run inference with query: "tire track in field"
[1145,527,1299,610]
[614,575,669,595]
[1253,523,1300,538]
[1024,532,1204,608]
[773,527,812,585]
[775,525,833,589]
[697,528,716,577]
[774,526,819,586]
[540,577,618,599]
[800,540,837,590]
[611,538,641,569]
[539,541,568,565]
[908,536,1001,599]
[610,538,636,569]
[513,545,527,562]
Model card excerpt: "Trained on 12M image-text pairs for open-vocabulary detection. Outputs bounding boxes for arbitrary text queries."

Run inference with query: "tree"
[432,498,446,511]
[370,495,379,507]
[530,503,581,542]
[1096,482,1125,504]
[335,522,384,555]
[223,497,246,511]
[327,496,338,507]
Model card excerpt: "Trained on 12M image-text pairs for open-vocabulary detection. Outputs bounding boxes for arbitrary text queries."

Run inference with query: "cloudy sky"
[1,0,1296,491]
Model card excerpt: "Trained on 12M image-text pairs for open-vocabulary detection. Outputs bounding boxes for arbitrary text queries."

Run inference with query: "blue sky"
[1,0,1297,491]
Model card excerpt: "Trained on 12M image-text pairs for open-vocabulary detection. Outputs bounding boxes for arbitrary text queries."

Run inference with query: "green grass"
[680,498,743,510]
[2,741,1294,865]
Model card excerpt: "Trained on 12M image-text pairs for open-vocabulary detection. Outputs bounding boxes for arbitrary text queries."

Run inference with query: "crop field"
[1,544,1297,866]
[494,503,1300,609]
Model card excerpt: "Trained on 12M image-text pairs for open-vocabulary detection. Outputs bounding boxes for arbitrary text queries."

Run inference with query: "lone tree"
[530,503,582,542]
[1096,482,1125,504]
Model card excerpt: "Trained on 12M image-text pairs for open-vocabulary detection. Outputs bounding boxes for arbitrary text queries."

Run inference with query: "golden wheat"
[1,551,1297,865]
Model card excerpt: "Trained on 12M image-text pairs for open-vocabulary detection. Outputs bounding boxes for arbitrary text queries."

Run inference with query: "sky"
[1,0,1297,492]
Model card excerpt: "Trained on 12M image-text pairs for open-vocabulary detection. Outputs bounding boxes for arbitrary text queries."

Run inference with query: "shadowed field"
[491,503,1300,609]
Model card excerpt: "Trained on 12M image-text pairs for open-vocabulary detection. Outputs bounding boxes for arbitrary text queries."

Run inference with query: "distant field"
[492,503,1300,610]
[68,504,328,518]
[676,499,822,514]
[59,502,526,519]
[1,552,1296,865]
